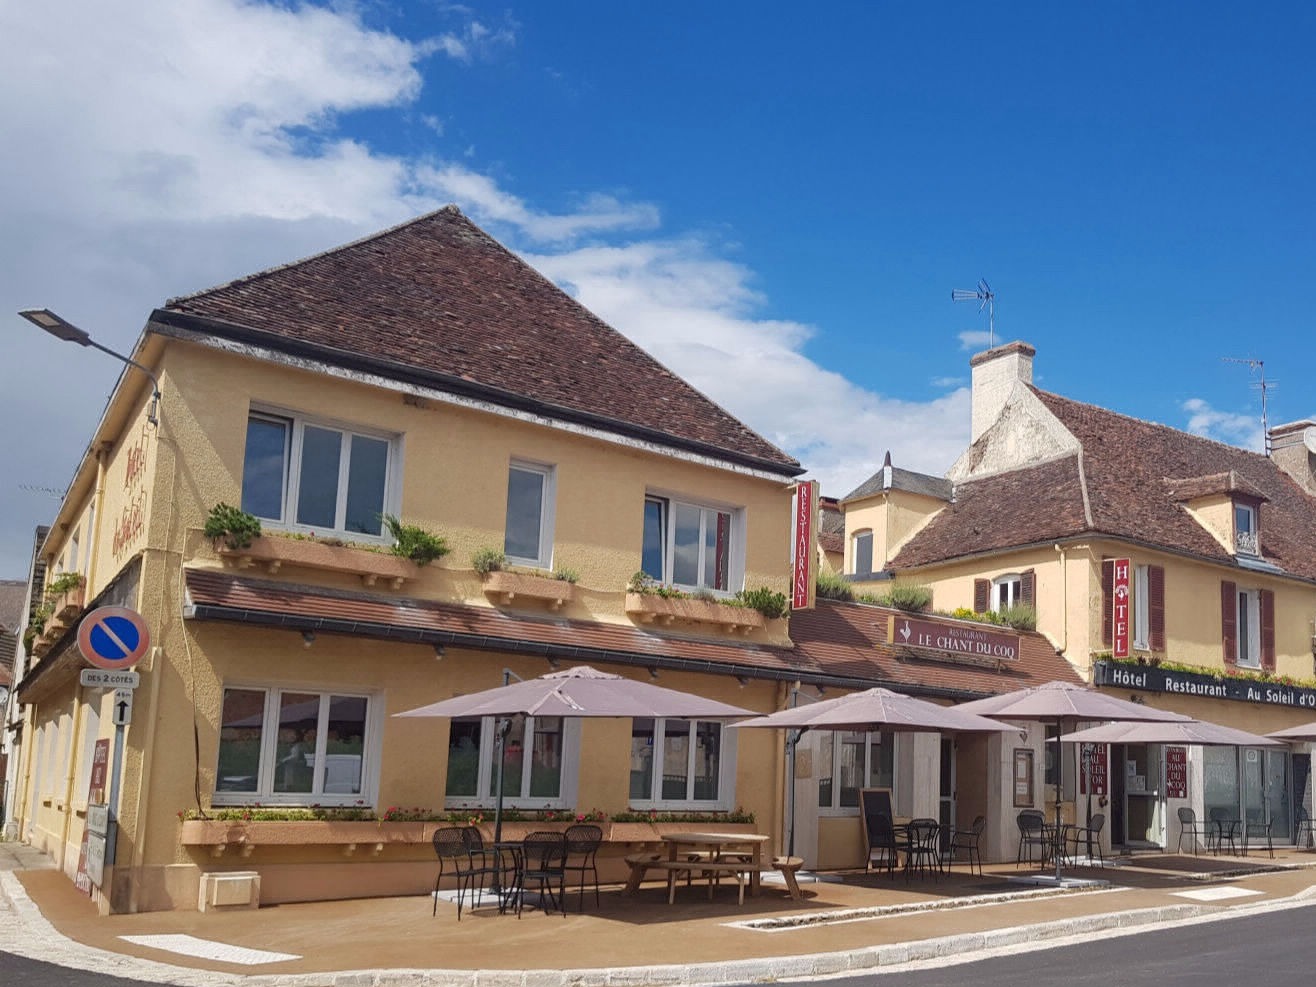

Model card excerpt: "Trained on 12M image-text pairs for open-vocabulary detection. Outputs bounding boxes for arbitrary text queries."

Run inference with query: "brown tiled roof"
[890,455,1090,567]
[892,389,1316,582]
[158,207,800,476]
[818,532,844,555]
[769,600,1082,698]
[0,579,26,633]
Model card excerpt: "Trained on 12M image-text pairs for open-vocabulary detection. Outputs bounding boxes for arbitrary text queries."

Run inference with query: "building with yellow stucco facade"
[843,341,1316,854]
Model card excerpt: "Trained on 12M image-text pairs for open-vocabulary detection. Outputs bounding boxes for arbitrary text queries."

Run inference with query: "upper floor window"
[445,715,575,806]
[817,729,895,812]
[1234,503,1259,556]
[214,687,373,804]
[630,718,733,807]
[1236,588,1262,668]
[1221,579,1273,671]
[993,574,1022,611]
[851,530,874,576]
[641,494,740,592]
[242,411,395,539]
[1133,565,1150,649]
[504,461,555,569]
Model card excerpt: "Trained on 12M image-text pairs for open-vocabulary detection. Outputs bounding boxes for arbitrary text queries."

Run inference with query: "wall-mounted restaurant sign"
[1094,659,1316,710]
[888,616,1020,663]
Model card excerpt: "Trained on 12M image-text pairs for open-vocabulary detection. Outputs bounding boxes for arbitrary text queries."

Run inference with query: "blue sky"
[1,1,1313,578]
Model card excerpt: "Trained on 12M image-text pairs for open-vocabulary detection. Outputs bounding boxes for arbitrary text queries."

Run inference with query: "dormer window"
[851,530,874,576]
[1234,502,1259,556]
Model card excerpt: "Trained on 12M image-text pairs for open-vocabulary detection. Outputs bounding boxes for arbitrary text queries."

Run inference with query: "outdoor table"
[660,832,771,897]
[1211,816,1242,856]
[1042,822,1072,867]
[489,840,525,914]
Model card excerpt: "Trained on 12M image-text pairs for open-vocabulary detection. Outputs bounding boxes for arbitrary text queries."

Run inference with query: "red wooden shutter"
[1021,569,1036,607]
[1260,589,1276,671]
[973,579,989,613]
[1221,580,1237,666]
[1101,559,1114,646]
[1148,565,1166,651]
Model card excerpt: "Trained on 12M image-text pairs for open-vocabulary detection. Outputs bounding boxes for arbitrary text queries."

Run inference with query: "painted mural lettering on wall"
[112,431,151,560]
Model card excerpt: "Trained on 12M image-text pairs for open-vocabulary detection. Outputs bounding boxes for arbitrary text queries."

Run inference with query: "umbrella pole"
[1054,717,1063,882]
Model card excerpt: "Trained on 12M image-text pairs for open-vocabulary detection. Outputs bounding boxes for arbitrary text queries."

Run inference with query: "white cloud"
[958,330,993,350]
[931,375,966,388]
[1181,398,1265,451]
[0,0,969,575]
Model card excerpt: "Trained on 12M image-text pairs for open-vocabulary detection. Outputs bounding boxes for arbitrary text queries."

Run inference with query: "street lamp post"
[18,309,160,426]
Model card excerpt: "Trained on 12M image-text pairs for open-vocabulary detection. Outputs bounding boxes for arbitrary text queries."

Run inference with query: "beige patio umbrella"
[956,681,1191,883]
[731,686,1019,856]
[397,665,753,841]
[1266,722,1316,742]
[1059,719,1281,748]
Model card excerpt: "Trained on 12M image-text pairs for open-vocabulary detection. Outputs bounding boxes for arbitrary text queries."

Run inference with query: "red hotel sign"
[888,615,1020,660]
[792,480,818,610]
[1112,558,1131,659]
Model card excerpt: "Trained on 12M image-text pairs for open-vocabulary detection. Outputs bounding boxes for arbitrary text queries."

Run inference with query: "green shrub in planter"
[736,586,789,619]
[472,546,506,576]
[815,568,853,601]
[381,515,449,565]
[205,503,262,550]
[876,581,933,612]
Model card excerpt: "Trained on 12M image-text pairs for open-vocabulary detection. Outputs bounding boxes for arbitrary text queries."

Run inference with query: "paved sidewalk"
[3,842,1316,987]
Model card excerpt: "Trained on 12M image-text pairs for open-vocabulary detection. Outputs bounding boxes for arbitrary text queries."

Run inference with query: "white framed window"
[992,574,1022,611]
[1234,502,1259,556]
[1236,589,1262,668]
[214,687,377,804]
[445,716,578,807]
[629,718,736,808]
[851,530,874,576]
[817,730,896,813]
[504,461,555,569]
[641,494,742,592]
[1133,565,1150,649]
[241,410,398,540]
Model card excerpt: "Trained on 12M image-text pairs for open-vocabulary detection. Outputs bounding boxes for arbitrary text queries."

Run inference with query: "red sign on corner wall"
[792,481,818,610]
[1112,558,1131,659]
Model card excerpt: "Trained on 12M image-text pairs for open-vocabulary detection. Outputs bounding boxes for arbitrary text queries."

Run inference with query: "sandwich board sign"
[78,607,150,670]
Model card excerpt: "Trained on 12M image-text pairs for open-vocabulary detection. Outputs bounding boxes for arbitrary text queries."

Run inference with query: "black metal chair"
[904,818,942,881]
[1209,807,1241,855]
[865,813,903,878]
[948,815,986,876]
[563,823,603,912]
[1176,807,1212,856]
[1067,813,1106,867]
[1295,805,1314,850]
[517,830,568,918]
[431,826,500,920]
[1243,808,1274,858]
[1016,810,1047,868]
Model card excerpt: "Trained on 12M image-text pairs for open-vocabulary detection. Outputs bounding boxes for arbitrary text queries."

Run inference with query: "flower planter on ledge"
[47,585,86,629]
[624,592,765,633]
[482,570,575,610]
[218,536,416,589]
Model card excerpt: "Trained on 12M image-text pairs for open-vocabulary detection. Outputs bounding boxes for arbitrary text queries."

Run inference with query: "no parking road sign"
[78,607,150,670]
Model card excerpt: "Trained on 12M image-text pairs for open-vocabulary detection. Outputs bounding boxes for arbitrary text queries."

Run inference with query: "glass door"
[1264,749,1291,842]
[938,738,955,853]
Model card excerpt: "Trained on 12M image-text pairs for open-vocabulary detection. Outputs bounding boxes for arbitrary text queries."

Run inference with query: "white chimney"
[1269,420,1316,496]
[969,341,1035,443]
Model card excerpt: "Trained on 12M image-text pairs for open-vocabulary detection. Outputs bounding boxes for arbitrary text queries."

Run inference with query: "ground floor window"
[214,687,373,804]
[1203,745,1293,841]
[818,730,895,811]
[630,719,733,807]
[445,715,575,806]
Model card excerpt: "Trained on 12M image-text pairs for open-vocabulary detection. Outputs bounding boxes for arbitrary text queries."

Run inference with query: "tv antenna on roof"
[1222,356,1275,453]
[951,279,996,348]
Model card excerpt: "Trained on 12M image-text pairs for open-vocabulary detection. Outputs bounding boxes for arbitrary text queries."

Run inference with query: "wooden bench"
[623,853,754,905]
[771,855,805,899]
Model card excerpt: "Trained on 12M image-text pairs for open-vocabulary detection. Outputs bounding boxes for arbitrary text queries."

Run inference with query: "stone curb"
[3,871,1316,987]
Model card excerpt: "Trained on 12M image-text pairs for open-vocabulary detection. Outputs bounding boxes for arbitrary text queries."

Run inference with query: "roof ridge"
[1075,449,1094,528]
[166,204,466,306]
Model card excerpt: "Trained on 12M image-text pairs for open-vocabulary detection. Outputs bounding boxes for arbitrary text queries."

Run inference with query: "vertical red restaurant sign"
[1112,558,1131,659]
[1080,743,1109,796]
[792,480,818,610]
[1165,746,1188,798]
[75,739,111,896]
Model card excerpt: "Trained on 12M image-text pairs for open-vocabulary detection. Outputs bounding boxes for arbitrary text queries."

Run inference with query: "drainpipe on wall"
[1053,543,1068,655]
[86,446,110,592]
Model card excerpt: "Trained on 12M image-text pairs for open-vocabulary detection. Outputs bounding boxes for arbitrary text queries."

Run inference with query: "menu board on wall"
[1165,745,1188,799]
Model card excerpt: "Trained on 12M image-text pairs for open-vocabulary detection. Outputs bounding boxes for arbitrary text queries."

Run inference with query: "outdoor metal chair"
[1295,805,1314,850]
[1016,810,1048,868]
[948,815,986,876]
[1067,812,1105,867]
[563,823,603,912]
[431,826,500,920]
[517,830,568,918]
[1176,807,1212,856]
[1208,807,1241,855]
[1243,808,1274,858]
[904,818,941,881]
[865,813,903,878]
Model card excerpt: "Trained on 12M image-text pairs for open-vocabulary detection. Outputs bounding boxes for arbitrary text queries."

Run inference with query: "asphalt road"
[0,951,158,986]
[779,905,1316,987]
